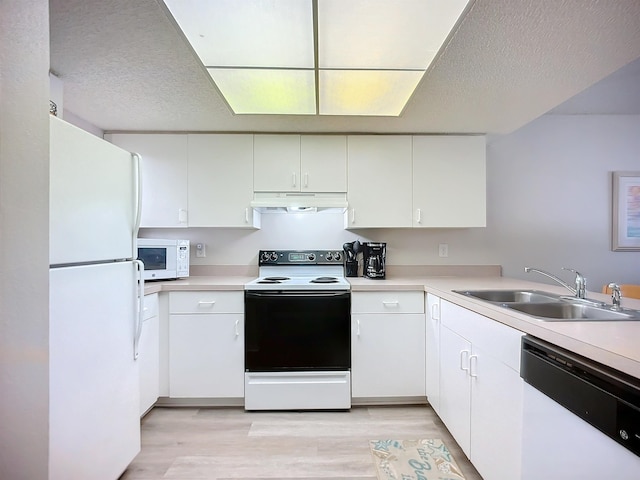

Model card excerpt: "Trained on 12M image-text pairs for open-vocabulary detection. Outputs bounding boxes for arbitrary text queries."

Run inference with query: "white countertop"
[363,275,640,380]
[146,274,640,380]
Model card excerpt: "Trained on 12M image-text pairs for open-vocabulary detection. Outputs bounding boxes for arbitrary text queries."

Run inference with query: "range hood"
[251,192,348,213]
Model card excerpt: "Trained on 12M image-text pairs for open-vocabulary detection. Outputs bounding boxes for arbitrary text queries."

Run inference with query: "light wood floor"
[120,405,483,479]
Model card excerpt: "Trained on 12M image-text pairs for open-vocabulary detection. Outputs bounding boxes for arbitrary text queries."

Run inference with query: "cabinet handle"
[351,208,356,224]
[469,354,478,378]
[356,319,361,336]
[460,350,470,372]
[178,208,188,224]
[304,172,309,188]
[245,207,249,224]
[382,301,399,308]
[198,301,216,307]
[292,172,297,187]
[234,319,239,337]
[431,303,439,321]
[416,208,422,224]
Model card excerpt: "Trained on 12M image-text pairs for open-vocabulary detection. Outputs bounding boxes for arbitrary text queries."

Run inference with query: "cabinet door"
[169,314,244,398]
[300,135,347,192]
[470,344,523,480]
[351,313,425,398]
[346,136,413,228]
[254,134,301,192]
[425,293,441,413]
[139,314,159,416]
[107,134,188,227]
[438,324,471,457]
[412,136,486,227]
[187,134,259,228]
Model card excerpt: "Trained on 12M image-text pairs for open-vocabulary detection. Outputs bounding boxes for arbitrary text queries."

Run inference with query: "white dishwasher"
[520,336,640,479]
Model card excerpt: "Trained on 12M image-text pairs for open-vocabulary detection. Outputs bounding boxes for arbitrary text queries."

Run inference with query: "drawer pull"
[198,301,216,307]
[460,350,470,371]
[469,354,478,378]
[382,301,399,307]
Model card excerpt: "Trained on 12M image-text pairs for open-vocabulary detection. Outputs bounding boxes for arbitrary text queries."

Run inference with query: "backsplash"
[140,210,496,267]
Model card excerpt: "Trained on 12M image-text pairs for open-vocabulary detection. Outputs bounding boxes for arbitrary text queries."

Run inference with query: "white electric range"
[244,250,352,411]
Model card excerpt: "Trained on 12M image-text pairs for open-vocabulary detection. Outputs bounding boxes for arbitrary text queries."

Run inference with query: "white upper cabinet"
[346,135,413,228]
[107,133,188,228]
[187,134,259,228]
[300,135,347,192]
[412,136,486,227]
[253,134,302,192]
[254,134,347,192]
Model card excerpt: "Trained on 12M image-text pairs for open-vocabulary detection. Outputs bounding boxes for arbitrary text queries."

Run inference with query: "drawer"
[351,291,424,314]
[169,291,244,314]
[143,293,159,320]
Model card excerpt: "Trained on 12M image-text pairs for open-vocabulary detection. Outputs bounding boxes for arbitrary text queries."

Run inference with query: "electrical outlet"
[438,243,449,258]
[196,243,206,258]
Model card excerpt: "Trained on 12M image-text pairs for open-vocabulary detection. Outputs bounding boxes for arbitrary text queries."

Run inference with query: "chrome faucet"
[524,266,587,299]
[608,283,622,310]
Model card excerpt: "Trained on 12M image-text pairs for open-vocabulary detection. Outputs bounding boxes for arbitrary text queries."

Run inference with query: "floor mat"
[370,439,466,480]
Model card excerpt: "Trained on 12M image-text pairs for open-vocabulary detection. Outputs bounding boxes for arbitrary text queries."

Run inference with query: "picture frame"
[612,171,640,251]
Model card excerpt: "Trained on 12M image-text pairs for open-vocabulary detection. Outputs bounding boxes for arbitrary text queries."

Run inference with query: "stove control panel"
[259,249,344,266]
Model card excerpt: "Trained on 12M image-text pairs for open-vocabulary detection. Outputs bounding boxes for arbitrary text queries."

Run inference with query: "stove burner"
[311,276,339,284]
[264,277,290,281]
[257,280,281,284]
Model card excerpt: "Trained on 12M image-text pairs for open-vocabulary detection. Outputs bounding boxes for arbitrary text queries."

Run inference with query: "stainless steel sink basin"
[454,289,561,303]
[504,302,640,321]
[453,289,640,322]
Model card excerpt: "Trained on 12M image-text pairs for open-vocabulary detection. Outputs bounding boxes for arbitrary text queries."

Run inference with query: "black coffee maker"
[363,242,386,279]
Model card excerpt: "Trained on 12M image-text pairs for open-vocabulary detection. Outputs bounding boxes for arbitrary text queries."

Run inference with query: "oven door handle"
[245,291,350,298]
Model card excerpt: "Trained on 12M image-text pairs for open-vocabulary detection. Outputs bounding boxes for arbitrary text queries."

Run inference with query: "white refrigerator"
[49,116,144,480]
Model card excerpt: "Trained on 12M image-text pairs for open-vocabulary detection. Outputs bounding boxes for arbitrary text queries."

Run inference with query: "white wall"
[142,114,640,292]
[142,212,491,268]
[486,114,640,290]
[0,1,50,478]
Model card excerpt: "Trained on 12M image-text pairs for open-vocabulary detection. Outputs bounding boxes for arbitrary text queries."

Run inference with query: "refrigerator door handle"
[132,152,143,241]
[133,259,145,360]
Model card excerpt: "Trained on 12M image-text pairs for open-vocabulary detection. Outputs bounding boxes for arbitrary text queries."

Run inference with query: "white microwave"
[137,238,190,281]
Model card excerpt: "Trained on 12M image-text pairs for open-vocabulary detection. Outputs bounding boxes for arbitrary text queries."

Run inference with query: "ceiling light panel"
[318,0,471,69]
[319,70,425,116]
[208,68,316,115]
[163,0,314,68]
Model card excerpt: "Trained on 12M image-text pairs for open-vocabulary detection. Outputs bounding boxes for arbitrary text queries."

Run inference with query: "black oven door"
[245,290,351,372]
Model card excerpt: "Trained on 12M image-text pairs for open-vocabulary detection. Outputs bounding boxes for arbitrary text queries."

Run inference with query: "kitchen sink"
[453,289,640,322]
[504,302,640,321]
[454,289,561,303]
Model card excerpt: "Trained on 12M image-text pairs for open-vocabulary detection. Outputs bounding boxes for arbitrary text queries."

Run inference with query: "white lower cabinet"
[438,299,524,480]
[425,293,441,413]
[351,291,425,399]
[168,292,244,398]
[139,293,159,416]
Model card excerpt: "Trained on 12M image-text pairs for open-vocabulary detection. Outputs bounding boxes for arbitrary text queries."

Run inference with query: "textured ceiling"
[49,0,640,134]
